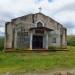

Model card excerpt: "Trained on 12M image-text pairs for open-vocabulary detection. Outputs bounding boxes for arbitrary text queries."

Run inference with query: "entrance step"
[32,48,48,52]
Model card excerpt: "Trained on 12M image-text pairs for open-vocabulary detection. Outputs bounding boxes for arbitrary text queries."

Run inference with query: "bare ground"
[1,69,75,75]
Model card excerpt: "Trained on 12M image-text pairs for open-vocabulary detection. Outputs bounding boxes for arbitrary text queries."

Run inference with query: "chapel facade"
[4,13,67,50]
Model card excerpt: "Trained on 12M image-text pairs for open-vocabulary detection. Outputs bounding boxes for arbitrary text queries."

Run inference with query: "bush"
[0,37,4,51]
[67,36,75,46]
[67,40,75,46]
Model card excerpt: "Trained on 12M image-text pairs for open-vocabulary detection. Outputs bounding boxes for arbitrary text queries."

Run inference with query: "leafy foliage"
[0,37,4,51]
[67,35,75,46]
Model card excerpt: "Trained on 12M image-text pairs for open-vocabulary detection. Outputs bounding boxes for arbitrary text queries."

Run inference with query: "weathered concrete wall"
[61,28,67,48]
[5,13,67,49]
[48,30,60,47]
[14,22,32,49]
[5,22,13,49]
[35,13,66,48]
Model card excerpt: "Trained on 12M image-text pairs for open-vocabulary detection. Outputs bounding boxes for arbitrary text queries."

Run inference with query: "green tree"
[67,36,75,46]
[0,37,4,51]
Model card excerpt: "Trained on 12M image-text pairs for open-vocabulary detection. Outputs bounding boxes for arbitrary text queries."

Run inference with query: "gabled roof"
[36,13,64,27]
[8,12,66,29]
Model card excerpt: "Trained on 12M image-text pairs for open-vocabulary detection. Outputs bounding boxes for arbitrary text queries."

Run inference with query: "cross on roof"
[38,7,42,12]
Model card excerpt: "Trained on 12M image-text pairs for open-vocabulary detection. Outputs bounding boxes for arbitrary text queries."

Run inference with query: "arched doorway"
[32,21,43,49]
[37,22,43,27]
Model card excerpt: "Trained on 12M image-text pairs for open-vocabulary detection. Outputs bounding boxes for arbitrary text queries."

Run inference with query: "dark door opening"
[32,35,43,49]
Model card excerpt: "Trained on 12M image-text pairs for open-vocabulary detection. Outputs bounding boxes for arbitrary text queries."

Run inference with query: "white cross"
[38,7,42,12]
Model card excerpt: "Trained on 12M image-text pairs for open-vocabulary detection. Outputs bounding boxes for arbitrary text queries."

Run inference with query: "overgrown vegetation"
[67,35,75,46]
[0,46,74,73]
[0,37,4,51]
[0,35,75,73]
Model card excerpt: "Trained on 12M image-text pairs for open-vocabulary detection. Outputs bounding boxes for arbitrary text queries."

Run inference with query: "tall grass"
[0,46,74,73]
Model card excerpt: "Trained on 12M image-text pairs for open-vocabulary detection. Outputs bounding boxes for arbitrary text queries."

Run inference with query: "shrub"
[67,36,75,46]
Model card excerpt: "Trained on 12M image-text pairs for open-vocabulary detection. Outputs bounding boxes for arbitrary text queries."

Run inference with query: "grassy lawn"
[0,46,75,73]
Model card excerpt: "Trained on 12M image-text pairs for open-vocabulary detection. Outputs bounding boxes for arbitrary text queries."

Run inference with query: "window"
[52,38,56,43]
[17,32,28,36]
[57,23,59,30]
[24,32,28,36]
[37,22,43,27]
[17,31,29,48]
[32,14,34,23]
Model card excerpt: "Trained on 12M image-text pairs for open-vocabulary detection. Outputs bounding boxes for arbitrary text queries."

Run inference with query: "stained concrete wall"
[5,13,67,49]
[5,22,13,49]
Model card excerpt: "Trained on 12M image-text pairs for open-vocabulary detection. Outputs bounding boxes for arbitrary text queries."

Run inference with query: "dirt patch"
[1,69,75,75]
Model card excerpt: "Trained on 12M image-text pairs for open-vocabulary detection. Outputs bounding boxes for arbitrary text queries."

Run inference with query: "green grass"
[0,46,75,73]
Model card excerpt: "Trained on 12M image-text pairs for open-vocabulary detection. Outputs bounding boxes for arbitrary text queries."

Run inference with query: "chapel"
[4,12,67,50]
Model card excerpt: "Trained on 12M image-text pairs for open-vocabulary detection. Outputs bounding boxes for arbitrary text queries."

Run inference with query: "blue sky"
[0,0,75,36]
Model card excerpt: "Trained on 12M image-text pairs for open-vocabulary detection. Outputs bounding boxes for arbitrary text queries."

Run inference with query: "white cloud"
[0,27,5,32]
[0,0,34,16]
[33,0,75,35]
[0,0,75,35]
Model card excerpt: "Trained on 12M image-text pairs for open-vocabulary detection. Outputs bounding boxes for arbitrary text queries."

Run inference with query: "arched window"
[37,22,43,27]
